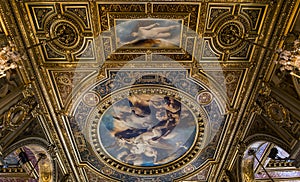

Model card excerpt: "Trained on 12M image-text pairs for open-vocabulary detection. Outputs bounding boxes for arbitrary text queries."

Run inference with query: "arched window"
[1,144,53,182]
[242,141,300,181]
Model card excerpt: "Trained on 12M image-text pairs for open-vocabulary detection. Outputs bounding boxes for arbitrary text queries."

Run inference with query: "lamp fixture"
[227,30,300,79]
[0,28,67,79]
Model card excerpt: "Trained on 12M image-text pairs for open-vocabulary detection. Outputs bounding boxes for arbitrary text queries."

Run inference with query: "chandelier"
[227,30,300,78]
[0,30,65,79]
[0,42,21,79]
[276,39,300,78]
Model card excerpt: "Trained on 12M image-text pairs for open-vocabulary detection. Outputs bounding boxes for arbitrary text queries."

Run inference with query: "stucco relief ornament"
[47,143,58,159]
[266,103,293,127]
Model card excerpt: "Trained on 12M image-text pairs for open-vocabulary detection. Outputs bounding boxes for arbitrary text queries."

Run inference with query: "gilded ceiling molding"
[3,137,49,158]
[0,167,29,179]
[214,0,298,180]
[6,1,85,179]
[292,75,300,98]
[177,164,211,181]
[21,1,95,63]
[83,166,117,182]
[1,0,299,181]
[243,133,291,156]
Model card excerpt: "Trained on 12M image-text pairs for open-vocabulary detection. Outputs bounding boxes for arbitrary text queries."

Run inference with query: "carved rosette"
[197,91,213,105]
[45,15,84,53]
[214,18,247,53]
[82,92,100,107]
[218,21,244,48]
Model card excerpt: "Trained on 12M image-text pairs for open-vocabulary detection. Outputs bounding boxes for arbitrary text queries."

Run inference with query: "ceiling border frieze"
[210,0,298,180]
[4,1,85,180]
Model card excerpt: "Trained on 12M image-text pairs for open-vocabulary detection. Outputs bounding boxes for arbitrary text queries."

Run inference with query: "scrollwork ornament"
[266,103,292,127]
[218,22,242,47]
[22,84,35,98]
[47,143,58,159]
[43,14,84,54]
[30,105,42,118]
[5,105,27,129]
[0,94,37,137]
[221,172,231,182]
[258,82,271,96]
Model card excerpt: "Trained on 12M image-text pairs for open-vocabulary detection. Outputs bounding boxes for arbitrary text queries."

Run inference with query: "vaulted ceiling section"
[0,0,299,181]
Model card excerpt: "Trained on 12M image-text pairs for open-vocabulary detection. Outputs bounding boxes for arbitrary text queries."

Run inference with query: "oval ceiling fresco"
[89,87,204,169]
[71,69,226,181]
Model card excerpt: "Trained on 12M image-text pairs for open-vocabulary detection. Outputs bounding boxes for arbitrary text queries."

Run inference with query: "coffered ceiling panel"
[26,2,95,62]
[202,3,267,62]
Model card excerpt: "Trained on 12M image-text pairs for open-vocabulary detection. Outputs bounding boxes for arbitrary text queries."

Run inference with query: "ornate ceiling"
[0,0,300,181]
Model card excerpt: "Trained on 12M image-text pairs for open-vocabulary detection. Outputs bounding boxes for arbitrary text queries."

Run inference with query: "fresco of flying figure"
[116,19,182,48]
[99,93,196,166]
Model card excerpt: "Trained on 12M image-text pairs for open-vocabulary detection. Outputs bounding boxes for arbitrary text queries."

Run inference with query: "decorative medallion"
[71,69,226,181]
[218,21,243,47]
[267,103,287,124]
[83,92,100,107]
[183,164,195,174]
[101,167,113,176]
[88,87,206,175]
[197,91,213,105]
[51,20,80,49]
[54,22,79,47]
[42,14,85,55]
